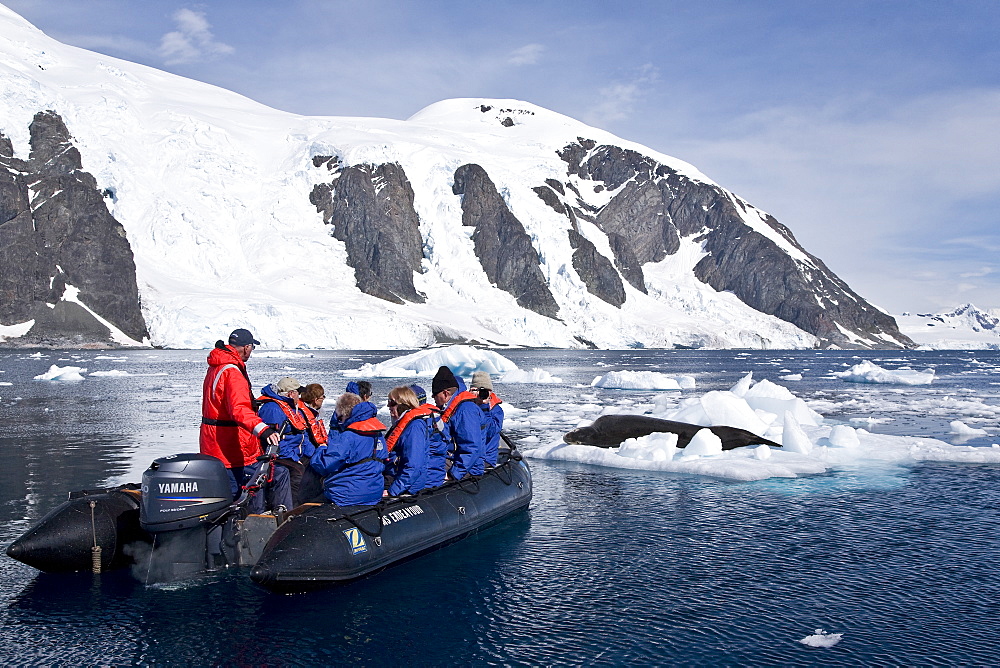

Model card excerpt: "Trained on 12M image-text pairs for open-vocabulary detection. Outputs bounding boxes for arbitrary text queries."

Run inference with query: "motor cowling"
[140,453,232,532]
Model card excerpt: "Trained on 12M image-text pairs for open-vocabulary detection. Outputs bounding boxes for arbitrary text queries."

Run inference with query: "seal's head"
[563,425,596,444]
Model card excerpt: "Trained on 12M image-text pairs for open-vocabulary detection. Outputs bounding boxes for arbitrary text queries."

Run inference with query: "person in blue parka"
[431,366,486,479]
[383,386,432,496]
[310,392,388,507]
[411,383,448,488]
[470,370,504,467]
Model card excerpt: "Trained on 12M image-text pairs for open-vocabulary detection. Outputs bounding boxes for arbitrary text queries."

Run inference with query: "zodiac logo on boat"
[343,527,367,555]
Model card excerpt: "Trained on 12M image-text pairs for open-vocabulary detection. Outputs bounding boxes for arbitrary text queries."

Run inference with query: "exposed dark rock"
[311,162,425,304]
[532,184,565,215]
[452,164,559,319]
[501,117,514,127]
[568,228,626,307]
[558,139,912,348]
[0,112,148,344]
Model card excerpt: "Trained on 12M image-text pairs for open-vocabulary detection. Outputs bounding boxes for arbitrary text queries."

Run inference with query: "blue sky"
[5,0,999,314]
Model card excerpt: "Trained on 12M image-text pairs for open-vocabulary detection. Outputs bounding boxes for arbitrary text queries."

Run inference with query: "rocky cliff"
[0,111,147,346]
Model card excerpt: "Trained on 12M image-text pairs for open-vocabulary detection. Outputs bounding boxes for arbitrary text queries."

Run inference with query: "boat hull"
[251,458,532,593]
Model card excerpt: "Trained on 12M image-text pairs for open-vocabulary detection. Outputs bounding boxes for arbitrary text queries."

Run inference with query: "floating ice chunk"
[683,429,723,457]
[780,374,802,381]
[799,629,843,648]
[950,420,988,436]
[347,345,518,378]
[500,368,563,384]
[833,361,934,385]
[618,432,679,461]
[781,413,814,454]
[827,425,861,448]
[590,370,694,390]
[729,372,753,397]
[700,391,770,435]
[28,352,44,359]
[89,370,130,377]
[744,379,822,427]
[0,382,11,387]
[34,365,87,381]
[252,351,315,358]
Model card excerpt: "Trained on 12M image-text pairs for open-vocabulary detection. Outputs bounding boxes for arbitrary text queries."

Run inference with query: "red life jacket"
[486,392,502,410]
[385,405,436,452]
[306,406,328,445]
[256,394,309,431]
[439,390,480,423]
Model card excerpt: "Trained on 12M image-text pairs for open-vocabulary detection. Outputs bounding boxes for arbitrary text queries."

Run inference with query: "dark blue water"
[2,349,999,665]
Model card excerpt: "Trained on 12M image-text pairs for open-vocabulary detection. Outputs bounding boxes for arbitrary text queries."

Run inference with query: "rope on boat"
[88,500,102,574]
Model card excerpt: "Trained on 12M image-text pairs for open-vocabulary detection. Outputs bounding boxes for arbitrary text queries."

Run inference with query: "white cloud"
[508,43,543,66]
[960,266,995,278]
[158,8,233,65]
[585,64,658,126]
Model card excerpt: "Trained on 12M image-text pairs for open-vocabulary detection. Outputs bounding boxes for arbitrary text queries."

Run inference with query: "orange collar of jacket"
[440,390,479,423]
[385,404,436,451]
[345,416,387,435]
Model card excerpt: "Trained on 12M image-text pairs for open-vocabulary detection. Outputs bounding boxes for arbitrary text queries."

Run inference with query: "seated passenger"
[411,383,447,487]
[431,366,486,480]
[310,392,388,507]
[470,371,504,467]
[384,386,433,496]
[257,377,310,508]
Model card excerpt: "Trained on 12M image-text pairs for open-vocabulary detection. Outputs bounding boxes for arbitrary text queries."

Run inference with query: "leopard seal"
[563,415,780,450]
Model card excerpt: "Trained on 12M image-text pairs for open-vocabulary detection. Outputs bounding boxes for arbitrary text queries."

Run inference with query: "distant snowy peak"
[897,303,1000,350]
[0,5,911,349]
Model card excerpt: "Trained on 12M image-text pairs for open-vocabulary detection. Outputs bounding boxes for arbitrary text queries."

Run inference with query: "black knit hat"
[431,366,458,396]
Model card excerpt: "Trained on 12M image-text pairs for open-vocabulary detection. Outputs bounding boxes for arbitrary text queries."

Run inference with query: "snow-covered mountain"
[896,304,1000,350]
[0,5,912,350]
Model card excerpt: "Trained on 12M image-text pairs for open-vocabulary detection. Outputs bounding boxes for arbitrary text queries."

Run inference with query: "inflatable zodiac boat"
[7,448,532,594]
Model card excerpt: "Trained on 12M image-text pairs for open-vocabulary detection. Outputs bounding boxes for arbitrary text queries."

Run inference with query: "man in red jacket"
[200,328,282,504]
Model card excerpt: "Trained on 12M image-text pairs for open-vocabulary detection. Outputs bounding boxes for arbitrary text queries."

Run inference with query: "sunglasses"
[387,399,397,408]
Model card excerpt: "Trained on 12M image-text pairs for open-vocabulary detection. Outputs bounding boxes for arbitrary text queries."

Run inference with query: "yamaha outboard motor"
[139,453,233,582]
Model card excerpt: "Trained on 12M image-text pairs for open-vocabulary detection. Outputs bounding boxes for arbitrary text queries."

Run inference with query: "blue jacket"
[442,378,486,479]
[481,399,504,467]
[257,384,311,461]
[310,402,387,506]
[425,405,448,488]
[384,409,431,496]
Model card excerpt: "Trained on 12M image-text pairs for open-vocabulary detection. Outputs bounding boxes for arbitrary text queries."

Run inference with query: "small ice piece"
[34,364,87,381]
[683,429,723,456]
[729,372,753,397]
[590,370,688,390]
[828,425,861,448]
[781,412,813,454]
[799,629,843,648]
[780,374,802,381]
[89,370,130,377]
[950,420,988,436]
[833,360,934,385]
[500,368,563,384]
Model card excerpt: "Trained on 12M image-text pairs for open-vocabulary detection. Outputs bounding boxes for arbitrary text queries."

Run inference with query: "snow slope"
[896,304,1000,350]
[0,6,818,349]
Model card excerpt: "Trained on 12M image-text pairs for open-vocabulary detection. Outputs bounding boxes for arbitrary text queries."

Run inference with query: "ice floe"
[34,365,87,381]
[344,345,518,378]
[833,361,935,385]
[591,370,696,390]
[524,372,1000,481]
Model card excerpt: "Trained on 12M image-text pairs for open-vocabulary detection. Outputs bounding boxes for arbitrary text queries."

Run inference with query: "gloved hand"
[259,427,280,447]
